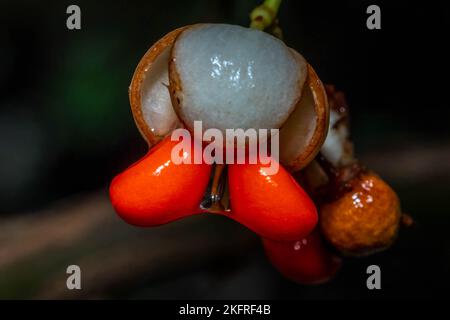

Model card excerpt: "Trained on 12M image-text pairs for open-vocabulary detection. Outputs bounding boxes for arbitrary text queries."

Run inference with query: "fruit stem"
[250,0,282,31]
[313,153,366,202]
[401,213,415,228]
[200,163,230,213]
[210,163,226,202]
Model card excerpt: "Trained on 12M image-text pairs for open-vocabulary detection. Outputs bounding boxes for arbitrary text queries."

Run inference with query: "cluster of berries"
[110,24,401,284]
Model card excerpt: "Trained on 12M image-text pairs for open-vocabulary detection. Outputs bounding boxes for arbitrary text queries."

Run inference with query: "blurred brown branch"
[0,191,257,299]
[360,142,450,182]
[1,142,449,298]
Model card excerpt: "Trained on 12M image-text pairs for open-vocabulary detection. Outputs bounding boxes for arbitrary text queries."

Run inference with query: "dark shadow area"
[0,0,449,299]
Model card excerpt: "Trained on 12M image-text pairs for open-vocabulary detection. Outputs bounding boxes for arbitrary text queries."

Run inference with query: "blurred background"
[0,0,449,299]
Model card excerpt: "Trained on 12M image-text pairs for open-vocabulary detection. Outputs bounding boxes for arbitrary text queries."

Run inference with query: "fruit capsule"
[129,24,329,170]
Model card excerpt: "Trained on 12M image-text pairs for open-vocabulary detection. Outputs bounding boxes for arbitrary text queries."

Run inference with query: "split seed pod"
[129,23,329,170]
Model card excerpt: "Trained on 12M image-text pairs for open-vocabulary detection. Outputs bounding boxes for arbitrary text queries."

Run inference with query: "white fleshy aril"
[279,84,317,167]
[141,45,180,138]
[171,24,307,136]
[321,109,352,167]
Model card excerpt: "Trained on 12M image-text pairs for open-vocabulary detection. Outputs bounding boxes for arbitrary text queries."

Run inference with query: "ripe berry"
[320,171,401,256]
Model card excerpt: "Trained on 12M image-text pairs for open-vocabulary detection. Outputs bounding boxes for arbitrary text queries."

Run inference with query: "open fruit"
[113,23,330,242]
[129,23,328,164]
[110,20,405,286]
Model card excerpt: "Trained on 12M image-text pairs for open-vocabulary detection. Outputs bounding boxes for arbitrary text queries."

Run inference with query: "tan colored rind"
[286,65,330,171]
[129,26,189,146]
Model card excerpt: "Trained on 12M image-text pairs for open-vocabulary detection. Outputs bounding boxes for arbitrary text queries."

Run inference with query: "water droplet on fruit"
[258,167,278,187]
[293,238,308,251]
[361,179,374,191]
[352,192,364,208]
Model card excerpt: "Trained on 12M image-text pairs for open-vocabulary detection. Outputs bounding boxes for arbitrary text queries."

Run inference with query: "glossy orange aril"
[262,230,341,284]
[109,136,212,226]
[227,158,318,241]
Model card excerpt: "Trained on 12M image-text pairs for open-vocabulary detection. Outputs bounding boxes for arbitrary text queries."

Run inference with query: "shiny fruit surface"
[110,137,212,226]
[320,172,401,255]
[262,230,341,284]
[228,158,318,241]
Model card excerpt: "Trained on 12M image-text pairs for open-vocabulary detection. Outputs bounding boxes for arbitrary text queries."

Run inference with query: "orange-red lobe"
[262,230,341,284]
[109,137,212,226]
[228,159,318,241]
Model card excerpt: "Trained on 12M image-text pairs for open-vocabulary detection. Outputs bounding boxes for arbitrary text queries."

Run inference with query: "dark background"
[0,0,449,299]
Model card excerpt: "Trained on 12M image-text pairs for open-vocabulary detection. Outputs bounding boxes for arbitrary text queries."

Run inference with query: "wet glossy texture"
[209,55,256,90]
[263,230,342,284]
[110,136,319,241]
[109,137,212,226]
[228,159,318,241]
[320,172,401,255]
[170,24,306,134]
